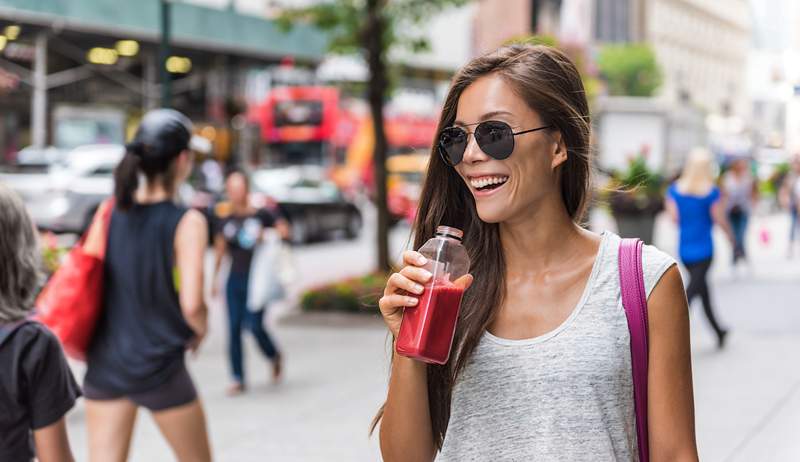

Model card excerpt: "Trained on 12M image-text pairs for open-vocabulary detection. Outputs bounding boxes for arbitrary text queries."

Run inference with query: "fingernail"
[417,255,427,265]
[407,297,418,305]
[413,284,424,294]
[422,271,432,281]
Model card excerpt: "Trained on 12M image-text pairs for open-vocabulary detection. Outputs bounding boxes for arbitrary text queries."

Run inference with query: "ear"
[179,149,193,166]
[550,132,568,170]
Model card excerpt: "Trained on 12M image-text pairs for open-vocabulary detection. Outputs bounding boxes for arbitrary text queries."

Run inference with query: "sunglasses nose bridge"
[461,130,491,164]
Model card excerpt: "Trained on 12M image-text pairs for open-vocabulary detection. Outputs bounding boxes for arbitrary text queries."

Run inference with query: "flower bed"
[300,272,389,313]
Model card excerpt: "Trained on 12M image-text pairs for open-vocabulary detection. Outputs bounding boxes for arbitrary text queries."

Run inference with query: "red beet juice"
[396,226,470,365]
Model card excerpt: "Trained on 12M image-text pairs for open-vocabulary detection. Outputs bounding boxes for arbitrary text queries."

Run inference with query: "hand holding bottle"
[379,250,473,339]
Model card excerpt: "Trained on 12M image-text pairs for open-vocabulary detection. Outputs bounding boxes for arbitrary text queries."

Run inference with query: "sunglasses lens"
[475,121,514,159]
[438,127,467,165]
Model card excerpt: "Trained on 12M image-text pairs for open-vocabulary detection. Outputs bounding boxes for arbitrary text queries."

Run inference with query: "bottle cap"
[435,226,463,241]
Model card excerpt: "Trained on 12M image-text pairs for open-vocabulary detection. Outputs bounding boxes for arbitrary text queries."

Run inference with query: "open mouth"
[470,175,509,192]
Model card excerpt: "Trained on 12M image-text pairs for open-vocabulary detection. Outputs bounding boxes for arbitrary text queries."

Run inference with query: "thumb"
[453,273,474,291]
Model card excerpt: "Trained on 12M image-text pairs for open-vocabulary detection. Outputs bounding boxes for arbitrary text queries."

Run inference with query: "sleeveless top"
[437,232,676,462]
[85,201,194,394]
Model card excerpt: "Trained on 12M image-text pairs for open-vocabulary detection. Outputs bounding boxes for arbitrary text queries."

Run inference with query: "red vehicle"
[250,85,439,222]
[252,86,341,165]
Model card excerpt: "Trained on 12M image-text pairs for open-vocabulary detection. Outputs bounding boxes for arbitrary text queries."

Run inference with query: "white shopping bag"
[246,230,293,312]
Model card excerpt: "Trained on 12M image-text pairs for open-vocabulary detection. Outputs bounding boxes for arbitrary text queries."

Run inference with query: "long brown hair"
[372,44,592,449]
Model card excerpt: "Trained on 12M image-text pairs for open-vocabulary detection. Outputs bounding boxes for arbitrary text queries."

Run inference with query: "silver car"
[0,144,124,234]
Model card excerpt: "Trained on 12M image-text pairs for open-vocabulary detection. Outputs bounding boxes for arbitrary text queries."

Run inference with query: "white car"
[1,144,124,234]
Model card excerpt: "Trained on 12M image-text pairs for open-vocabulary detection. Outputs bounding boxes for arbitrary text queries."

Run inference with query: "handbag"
[35,199,114,360]
[246,229,291,312]
[619,238,650,462]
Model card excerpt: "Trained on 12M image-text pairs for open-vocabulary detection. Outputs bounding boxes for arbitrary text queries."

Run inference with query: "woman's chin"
[475,205,509,224]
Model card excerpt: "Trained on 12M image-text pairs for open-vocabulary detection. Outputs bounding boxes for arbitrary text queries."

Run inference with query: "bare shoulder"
[176,209,208,242]
[649,265,684,302]
[641,243,678,299]
[647,265,688,331]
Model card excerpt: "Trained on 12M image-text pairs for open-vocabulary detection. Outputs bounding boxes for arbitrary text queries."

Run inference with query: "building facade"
[642,0,751,117]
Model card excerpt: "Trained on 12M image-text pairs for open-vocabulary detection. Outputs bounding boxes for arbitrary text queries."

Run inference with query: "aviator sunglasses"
[438,120,551,166]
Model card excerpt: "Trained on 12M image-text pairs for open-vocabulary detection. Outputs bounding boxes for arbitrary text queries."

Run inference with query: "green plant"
[300,272,389,313]
[40,232,66,275]
[597,43,662,97]
[606,149,665,215]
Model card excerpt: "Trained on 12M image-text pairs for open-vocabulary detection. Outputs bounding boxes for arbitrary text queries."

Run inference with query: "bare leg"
[85,398,138,462]
[151,399,212,462]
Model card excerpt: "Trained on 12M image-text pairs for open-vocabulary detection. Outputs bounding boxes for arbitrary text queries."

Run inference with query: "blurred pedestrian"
[780,153,800,258]
[212,169,290,395]
[0,184,80,462]
[375,44,698,461]
[83,109,212,461]
[666,147,735,348]
[721,157,758,265]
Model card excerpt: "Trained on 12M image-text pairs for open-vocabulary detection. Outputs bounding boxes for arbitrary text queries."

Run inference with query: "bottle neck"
[435,232,462,243]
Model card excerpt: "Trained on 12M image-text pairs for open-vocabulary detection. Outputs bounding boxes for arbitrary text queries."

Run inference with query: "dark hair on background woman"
[114,109,193,210]
[371,44,592,447]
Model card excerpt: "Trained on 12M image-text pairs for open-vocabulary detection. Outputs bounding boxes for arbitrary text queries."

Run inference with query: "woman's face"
[452,74,566,224]
[226,173,249,205]
[175,150,195,184]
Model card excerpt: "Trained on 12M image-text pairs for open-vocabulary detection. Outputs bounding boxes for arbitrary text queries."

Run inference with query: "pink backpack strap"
[619,238,650,462]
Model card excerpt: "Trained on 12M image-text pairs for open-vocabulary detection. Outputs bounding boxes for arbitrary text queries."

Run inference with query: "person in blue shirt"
[666,148,735,348]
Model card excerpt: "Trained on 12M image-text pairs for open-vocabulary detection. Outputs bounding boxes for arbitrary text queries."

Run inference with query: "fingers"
[386,269,431,296]
[453,273,474,291]
[402,250,427,267]
[378,293,419,313]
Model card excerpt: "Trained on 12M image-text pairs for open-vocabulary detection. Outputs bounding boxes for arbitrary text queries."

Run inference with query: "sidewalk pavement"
[64,210,800,461]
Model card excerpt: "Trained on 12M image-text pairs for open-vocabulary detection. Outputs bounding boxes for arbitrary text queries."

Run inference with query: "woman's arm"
[211,233,227,298]
[711,201,735,245]
[380,355,436,462]
[647,265,699,462]
[378,251,441,462]
[33,417,74,462]
[665,197,679,224]
[175,209,209,342]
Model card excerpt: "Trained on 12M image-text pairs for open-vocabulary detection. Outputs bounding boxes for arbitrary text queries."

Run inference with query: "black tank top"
[85,201,194,394]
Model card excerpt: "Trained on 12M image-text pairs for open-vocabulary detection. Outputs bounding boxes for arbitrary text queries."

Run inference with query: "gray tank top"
[437,232,675,462]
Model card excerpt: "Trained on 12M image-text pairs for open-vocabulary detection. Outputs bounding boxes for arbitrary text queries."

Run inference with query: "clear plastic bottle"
[396,226,471,364]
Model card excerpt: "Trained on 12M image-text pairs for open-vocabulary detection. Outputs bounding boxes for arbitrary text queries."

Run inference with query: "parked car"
[250,166,362,244]
[0,144,124,234]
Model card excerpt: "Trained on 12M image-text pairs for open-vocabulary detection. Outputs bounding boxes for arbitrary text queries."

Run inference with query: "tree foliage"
[597,43,662,97]
[277,0,470,58]
[278,0,468,272]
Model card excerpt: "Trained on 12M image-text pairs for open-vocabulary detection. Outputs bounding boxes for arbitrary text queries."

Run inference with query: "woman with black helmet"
[83,109,212,461]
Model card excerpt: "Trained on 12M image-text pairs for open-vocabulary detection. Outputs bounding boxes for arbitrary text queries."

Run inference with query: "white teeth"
[470,176,509,189]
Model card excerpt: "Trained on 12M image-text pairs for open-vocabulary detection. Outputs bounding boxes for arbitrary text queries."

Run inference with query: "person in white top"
[373,44,698,461]
[721,158,758,265]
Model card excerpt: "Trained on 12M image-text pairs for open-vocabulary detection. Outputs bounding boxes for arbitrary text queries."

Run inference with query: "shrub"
[300,272,389,313]
[603,149,665,216]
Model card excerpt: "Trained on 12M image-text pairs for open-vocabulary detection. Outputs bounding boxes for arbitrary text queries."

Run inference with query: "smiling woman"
[374,44,699,462]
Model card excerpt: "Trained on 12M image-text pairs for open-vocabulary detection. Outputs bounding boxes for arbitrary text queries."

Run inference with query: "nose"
[461,132,489,165]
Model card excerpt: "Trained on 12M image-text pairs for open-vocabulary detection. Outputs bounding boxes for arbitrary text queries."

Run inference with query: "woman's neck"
[499,196,589,275]
[231,200,251,215]
[135,182,173,204]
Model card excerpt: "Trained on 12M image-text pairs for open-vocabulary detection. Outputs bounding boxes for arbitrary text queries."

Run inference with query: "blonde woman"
[666,148,735,349]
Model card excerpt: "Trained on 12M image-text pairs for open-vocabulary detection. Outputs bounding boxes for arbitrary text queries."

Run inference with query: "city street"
[2,1,797,461]
[59,205,800,461]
